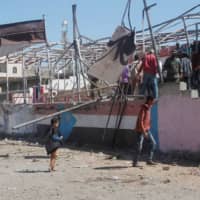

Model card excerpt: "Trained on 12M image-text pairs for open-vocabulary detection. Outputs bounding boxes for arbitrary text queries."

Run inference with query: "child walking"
[45,117,63,171]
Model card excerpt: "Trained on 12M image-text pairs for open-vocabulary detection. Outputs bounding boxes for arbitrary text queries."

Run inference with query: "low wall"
[158,83,200,152]
[0,104,38,135]
[1,84,200,153]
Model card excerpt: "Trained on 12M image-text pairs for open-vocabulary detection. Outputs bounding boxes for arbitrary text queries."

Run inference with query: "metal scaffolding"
[1,4,199,104]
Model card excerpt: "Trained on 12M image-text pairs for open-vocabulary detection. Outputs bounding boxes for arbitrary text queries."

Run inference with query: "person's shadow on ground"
[16,169,50,173]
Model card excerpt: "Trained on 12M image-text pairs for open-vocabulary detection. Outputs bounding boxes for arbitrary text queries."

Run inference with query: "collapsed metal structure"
[1,3,200,104]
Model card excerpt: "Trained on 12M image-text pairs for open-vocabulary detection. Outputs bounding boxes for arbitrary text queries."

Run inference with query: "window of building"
[0,63,7,73]
[13,67,17,74]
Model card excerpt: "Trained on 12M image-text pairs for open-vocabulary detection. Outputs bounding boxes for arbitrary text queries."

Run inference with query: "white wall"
[52,75,90,91]
[0,63,22,78]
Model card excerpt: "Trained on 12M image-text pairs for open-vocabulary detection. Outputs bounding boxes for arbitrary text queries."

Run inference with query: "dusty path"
[0,139,200,200]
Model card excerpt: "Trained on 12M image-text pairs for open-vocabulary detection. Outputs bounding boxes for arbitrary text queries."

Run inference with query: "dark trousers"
[191,69,200,96]
[139,73,158,99]
[133,131,156,164]
[182,76,191,90]
[120,82,131,95]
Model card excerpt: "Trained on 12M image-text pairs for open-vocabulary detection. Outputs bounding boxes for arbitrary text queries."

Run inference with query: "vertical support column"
[36,54,41,87]
[142,0,160,148]
[6,57,9,103]
[182,17,190,51]
[77,36,89,94]
[72,4,81,103]
[64,59,66,90]
[150,102,159,148]
[195,23,199,41]
[71,54,75,101]
[142,9,145,53]
[57,70,60,92]
[38,63,41,87]
[47,48,53,103]
[142,0,163,83]
[195,23,199,53]
[79,61,88,93]
[22,51,27,104]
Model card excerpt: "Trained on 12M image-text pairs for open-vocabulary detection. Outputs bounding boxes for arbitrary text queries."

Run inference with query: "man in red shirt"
[138,49,158,98]
[133,95,157,167]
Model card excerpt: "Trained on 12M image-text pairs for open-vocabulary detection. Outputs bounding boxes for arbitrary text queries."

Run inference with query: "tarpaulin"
[88,26,135,84]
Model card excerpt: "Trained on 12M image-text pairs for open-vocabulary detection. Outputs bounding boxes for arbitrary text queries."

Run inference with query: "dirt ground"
[0,139,200,200]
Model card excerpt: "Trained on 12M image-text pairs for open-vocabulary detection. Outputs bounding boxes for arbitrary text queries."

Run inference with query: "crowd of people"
[45,43,199,171]
[163,46,200,95]
[120,43,200,97]
[119,45,200,167]
[120,48,159,99]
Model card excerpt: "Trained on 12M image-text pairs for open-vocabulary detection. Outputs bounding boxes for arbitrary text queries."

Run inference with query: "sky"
[0,0,199,42]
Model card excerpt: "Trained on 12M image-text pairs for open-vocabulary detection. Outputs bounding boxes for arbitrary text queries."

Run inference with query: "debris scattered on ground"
[163,179,171,184]
[0,154,9,158]
[1,140,200,200]
[162,166,170,171]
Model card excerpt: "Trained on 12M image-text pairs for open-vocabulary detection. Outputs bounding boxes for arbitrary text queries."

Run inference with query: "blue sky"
[0,0,199,42]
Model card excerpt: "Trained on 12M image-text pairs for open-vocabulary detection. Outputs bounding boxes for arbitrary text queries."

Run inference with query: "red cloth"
[142,53,158,75]
[135,104,151,133]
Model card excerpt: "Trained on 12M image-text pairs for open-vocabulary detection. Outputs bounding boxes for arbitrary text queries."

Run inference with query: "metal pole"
[35,54,41,87]
[57,70,60,92]
[47,48,53,103]
[142,9,145,53]
[79,61,88,91]
[6,57,9,102]
[76,35,89,94]
[72,4,81,102]
[195,23,199,53]
[137,4,200,34]
[196,23,199,41]
[22,51,27,104]
[142,0,163,82]
[77,60,81,95]
[13,99,98,129]
[64,60,66,90]
[71,53,76,100]
[39,59,42,86]
[182,17,190,48]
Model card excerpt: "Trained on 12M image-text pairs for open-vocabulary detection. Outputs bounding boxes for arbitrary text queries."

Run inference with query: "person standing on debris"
[133,95,157,167]
[90,77,101,99]
[120,57,133,95]
[138,49,159,99]
[163,50,181,82]
[180,53,192,90]
[45,117,63,172]
[131,54,143,94]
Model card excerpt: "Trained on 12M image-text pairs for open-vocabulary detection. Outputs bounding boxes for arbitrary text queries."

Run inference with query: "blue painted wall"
[150,103,159,148]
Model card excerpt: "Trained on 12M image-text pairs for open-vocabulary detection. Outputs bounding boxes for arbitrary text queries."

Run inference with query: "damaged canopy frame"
[1,4,199,104]
[136,4,200,50]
